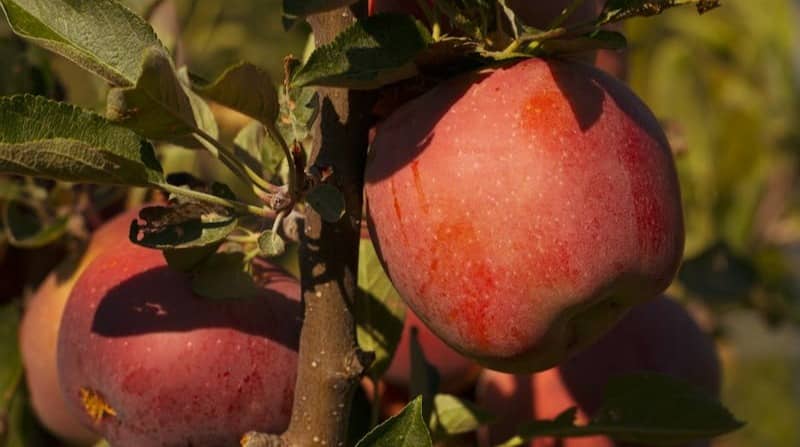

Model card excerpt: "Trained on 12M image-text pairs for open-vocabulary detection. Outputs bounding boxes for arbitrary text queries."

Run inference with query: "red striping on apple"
[365,57,684,373]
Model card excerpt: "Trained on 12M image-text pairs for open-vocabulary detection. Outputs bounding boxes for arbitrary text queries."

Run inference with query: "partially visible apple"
[366,57,684,373]
[19,209,140,445]
[384,308,482,394]
[476,297,720,447]
[57,244,302,447]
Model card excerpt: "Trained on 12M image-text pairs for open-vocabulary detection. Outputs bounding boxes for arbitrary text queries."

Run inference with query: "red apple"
[365,57,684,373]
[19,209,141,445]
[476,297,720,446]
[384,308,482,393]
[57,244,302,447]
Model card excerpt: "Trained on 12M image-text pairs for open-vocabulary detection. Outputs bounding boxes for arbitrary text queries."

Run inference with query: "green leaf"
[306,184,346,223]
[409,326,440,423]
[190,251,259,300]
[0,0,164,86]
[508,373,744,446]
[356,238,406,379]
[234,121,279,181]
[279,86,319,143]
[257,230,286,257]
[196,62,279,127]
[0,301,22,413]
[0,178,21,201]
[3,387,50,447]
[292,14,432,90]
[162,244,221,273]
[0,95,164,186]
[589,373,744,444]
[430,394,494,436]
[107,47,218,145]
[130,203,238,250]
[2,200,68,248]
[117,0,161,16]
[355,396,433,447]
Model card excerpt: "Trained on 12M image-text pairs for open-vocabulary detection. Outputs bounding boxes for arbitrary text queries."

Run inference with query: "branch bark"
[243,5,377,447]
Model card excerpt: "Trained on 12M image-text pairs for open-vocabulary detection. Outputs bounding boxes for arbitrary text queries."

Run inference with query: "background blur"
[1,1,799,446]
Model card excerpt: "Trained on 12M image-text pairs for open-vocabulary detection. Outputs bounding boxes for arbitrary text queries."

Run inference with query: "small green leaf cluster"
[290,0,718,91]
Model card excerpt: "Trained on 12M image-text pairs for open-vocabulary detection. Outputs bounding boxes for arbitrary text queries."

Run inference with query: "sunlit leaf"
[0,95,163,187]
[355,396,433,447]
[0,0,163,86]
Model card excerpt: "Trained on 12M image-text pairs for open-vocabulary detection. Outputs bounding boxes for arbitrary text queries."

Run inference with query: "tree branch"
[243,5,377,447]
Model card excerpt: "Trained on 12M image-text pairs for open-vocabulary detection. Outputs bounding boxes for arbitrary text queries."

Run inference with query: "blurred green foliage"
[628,0,800,323]
[627,1,800,446]
[175,0,310,81]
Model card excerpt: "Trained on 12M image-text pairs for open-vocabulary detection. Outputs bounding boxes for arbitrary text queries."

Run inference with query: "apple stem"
[243,6,377,447]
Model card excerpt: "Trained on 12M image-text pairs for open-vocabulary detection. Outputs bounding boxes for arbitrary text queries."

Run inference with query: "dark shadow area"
[548,58,606,132]
[299,92,375,299]
[364,71,484,182]
[91,265,303,351]
[549,58,670,145]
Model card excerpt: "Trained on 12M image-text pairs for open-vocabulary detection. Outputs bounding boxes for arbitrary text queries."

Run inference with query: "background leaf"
[0,0,164,86]
[196,62,279,126]
[282,0,358,22]
[511,373,744,445]
[356,238,405,379]
[430,394,494,437]
[2,200,68,248]
[355,396,433,447]
[190,251,259,300]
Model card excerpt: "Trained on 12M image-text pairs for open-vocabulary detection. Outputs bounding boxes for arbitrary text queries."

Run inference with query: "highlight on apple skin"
[475,296,720,447]
[57,242,302,447]
[365,57,684,373]
[19,209,142,445]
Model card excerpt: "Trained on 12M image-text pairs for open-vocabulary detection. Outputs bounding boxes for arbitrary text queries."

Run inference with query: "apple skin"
[384,308,482,393]
[57,245,302,447]
[19,209,142,445]
[475,297,720,447]
[365,57,684,373]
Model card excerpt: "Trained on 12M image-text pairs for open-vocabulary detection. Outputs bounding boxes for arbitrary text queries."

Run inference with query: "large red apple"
[19,209,141,445]
[57,244,302,447]
[365,57,684,373]
[475,296,720,446]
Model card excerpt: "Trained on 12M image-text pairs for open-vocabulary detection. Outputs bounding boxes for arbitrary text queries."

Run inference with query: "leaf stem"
[264,123,298,200]
[157,182,274,217]
[192,129,279,194]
